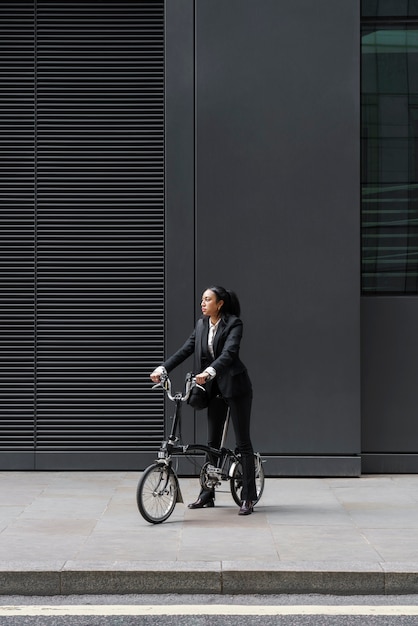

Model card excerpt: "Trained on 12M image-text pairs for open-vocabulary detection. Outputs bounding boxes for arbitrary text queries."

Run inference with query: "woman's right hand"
[150,366,166,383]
[150,370,161,383]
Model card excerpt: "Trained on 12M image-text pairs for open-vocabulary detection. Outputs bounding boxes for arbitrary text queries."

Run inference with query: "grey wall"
[362,297,418,472]
[166,0,361,475]
[165,0,196,444]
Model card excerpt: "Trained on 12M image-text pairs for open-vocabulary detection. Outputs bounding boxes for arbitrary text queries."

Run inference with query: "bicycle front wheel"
[136,462,179,524]
[230,453,265,507]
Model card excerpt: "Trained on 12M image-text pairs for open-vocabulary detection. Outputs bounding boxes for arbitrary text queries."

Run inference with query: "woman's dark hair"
[207,285,241,317]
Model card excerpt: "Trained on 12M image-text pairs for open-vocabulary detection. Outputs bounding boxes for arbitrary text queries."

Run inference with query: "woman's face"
[201,289,223,318]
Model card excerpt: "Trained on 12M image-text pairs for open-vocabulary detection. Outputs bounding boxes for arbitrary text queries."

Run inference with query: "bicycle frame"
[155,379,240,496]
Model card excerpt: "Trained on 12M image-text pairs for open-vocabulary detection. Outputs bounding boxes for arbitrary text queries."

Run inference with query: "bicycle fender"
[229,461,239,478]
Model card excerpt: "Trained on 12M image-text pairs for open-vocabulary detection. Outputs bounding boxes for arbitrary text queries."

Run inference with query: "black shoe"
[188,497,215,509]
[238,500,253,515]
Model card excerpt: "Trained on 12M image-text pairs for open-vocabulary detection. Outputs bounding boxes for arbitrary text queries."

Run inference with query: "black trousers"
[202,381,257,502]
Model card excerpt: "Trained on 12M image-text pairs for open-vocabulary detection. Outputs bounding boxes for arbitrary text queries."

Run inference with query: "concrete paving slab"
[269,526,382,562]
[362,529,418,562]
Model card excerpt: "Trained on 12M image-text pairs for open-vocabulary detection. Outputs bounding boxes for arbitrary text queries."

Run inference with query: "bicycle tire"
[230,453,265,507]
[136,462,179,524]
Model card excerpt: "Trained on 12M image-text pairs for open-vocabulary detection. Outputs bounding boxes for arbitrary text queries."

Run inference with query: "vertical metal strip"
[34,0,38,462]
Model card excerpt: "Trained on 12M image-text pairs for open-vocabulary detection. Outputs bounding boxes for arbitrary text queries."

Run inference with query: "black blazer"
[163,315,252,398]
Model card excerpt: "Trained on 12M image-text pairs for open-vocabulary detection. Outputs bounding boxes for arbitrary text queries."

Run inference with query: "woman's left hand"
[195,372,210,385]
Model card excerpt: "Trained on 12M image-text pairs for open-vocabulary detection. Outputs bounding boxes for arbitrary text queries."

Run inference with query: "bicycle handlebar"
[151,372,204,402]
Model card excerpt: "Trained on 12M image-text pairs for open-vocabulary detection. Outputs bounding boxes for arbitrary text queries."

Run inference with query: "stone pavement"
[1,471,418,596]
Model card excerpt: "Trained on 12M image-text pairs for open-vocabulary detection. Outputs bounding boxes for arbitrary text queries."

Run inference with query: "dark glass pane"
[362,0,418,17]
[361,23,418,292]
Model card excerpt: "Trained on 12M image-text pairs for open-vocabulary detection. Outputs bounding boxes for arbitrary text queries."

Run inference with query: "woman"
[150,285,257,515]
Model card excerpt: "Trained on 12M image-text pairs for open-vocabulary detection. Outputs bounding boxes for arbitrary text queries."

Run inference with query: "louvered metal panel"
[0,2,35,451]
[35,0,165,457]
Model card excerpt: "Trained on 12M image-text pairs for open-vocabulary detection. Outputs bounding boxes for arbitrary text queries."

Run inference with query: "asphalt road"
[2,595,418,625]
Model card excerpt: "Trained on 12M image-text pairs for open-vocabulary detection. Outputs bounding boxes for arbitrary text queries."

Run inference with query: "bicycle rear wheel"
[137,462,179,524]
[230,453,265,507]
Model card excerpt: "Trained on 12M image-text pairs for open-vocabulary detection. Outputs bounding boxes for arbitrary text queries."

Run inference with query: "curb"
[1,562,418,596]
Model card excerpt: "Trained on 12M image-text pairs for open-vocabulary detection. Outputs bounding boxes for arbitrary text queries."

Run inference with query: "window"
[361,4,418,292]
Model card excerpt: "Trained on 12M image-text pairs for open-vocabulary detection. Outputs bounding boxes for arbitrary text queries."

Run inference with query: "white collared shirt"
[208,318,221,358]
[205,319,220,379]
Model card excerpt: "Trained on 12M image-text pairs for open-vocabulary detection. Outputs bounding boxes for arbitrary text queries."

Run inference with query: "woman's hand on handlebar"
[150,366,166,383]
[195,371,210,385]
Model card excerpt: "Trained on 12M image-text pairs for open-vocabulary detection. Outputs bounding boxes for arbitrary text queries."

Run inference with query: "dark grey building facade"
[0,0,416,475]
